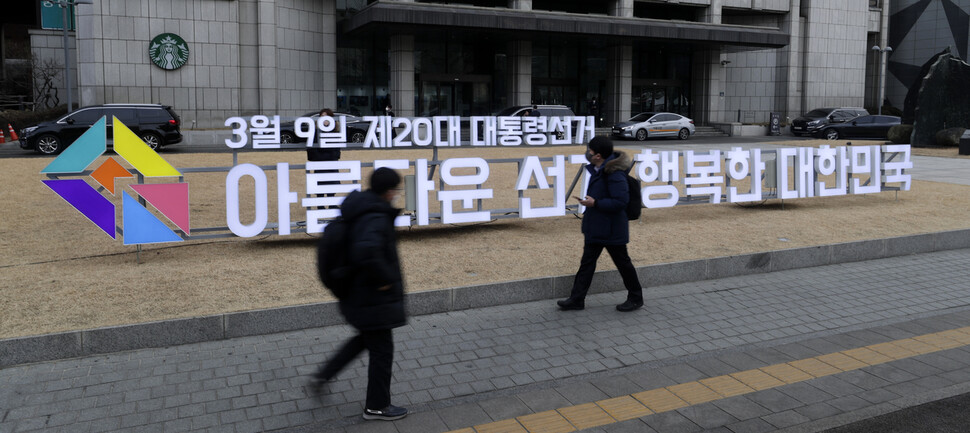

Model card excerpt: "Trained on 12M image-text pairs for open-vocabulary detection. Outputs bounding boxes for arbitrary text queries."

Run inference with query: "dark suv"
[790,107,868,136]
[20,104,182,154]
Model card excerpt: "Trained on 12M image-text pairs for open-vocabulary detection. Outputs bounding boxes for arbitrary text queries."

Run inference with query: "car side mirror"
[66,118,75,125]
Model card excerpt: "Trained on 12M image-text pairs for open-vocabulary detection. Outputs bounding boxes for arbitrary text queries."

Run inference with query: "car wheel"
[635,129,648,141]
[36,134,62,155]
[824,129,840,140]
[678,128,690,140]
[280,132,296,144]
[349,130,365,143]
[140,132,162,150]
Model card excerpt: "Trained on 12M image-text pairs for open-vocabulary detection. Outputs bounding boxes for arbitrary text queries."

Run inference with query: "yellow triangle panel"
[112,116,181,177]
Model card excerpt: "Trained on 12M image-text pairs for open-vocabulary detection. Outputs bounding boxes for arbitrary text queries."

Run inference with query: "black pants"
[317,328,394,410]
[569,243,643,303]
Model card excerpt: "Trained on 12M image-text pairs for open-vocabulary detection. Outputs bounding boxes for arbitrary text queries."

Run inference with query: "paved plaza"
[3,246,970,432]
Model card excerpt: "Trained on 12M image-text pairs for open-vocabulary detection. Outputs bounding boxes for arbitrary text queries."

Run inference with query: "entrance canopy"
[342,2,789,48]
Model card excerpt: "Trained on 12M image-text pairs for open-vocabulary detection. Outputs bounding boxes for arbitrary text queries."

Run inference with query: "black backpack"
[625,173,642,221]
[317,217,355,299]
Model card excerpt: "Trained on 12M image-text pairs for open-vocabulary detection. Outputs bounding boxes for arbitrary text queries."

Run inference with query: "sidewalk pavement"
[3,246,970,433]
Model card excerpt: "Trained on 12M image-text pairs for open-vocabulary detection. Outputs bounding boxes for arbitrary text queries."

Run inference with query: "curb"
[2,228,970,368]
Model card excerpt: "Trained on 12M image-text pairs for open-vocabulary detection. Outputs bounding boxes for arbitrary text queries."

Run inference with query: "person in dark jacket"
[310,167,408,421]
[558,136,644,312]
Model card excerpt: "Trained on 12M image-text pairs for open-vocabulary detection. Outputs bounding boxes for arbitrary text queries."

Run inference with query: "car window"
[805,109,830,117]
[877,116,899,123]
[136,108,172,123]
[660,114,680,122]
[496,107,522,116]
[66,108,103,124]
[106,108,138,125]
[630,113,653,122]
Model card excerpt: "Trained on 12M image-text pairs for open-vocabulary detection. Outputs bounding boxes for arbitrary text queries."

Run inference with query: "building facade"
[33,0,909,129]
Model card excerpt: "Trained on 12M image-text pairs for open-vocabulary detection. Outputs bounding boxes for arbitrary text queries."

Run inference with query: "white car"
[611,112,695,141]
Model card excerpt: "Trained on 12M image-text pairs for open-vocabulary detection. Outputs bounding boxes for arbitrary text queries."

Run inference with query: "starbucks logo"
[149,33,189,70]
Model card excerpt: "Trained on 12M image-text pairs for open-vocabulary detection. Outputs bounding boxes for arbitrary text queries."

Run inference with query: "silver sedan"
[611,112,695,141]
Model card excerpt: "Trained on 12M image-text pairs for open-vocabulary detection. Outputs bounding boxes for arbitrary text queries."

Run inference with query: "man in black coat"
[310,168,408,421]
[558,136,644,312]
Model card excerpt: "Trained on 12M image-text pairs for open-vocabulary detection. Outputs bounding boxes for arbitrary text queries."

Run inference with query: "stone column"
[508,40,532,106]
[507,0,532,106]
[692,0,724,125]
[604,0,633,125]
[691,50,723,125]
[605,44,632,125]
[238,0,260,115]
[321,0,337,110]
[775,0,802,121]
[257,0,278,112]
[389,34,415,117]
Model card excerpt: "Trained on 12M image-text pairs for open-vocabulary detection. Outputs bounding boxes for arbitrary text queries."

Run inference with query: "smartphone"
[573,196,583,201]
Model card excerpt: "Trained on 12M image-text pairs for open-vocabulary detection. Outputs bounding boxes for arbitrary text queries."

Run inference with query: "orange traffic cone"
[0,128,5,144]
[7,124,17,141]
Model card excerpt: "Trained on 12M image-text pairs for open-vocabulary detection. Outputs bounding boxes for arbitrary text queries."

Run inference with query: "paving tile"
[676,402,739,430]
[641,410,703,433]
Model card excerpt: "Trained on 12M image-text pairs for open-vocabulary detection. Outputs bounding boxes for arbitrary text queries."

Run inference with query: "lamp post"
[56,0,93,112]
[871,45,893,115]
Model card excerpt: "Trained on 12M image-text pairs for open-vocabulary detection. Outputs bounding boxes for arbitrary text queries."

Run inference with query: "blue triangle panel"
[41,117,107,174]
[122,192,183,245]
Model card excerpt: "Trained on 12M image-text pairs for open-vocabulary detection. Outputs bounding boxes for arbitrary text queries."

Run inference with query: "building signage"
[40,115,912,245]
[224,115,913,238]
[149,33,189,70]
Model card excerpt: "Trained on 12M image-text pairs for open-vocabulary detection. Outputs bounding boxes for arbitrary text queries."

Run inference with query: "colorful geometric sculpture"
[42,179,116,238]
[130,183,190,234]
[91,157,134,195]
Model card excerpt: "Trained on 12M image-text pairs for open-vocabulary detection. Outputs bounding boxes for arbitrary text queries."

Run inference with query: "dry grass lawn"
[2,140,969,339]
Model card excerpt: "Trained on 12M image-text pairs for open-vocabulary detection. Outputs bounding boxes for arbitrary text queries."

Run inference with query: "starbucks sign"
[149,33,189,70]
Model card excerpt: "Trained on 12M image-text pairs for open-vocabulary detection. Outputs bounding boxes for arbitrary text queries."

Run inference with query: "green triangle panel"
[122,192,183,245]
[41,117,107,174]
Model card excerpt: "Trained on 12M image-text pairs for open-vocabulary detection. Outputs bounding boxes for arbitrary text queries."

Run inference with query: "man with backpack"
[310,167,408,421]
[557,136,644,312]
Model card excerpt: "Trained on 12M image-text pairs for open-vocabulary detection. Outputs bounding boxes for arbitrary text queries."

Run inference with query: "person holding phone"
[558,136,644,312]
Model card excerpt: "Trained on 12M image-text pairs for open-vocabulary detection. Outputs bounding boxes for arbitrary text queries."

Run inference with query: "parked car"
[19,104,182,154]
[491,104,577,138]
[790,107,869,136]
[611,112,695,141]
[813,115,901,140]
[494,104,575,118]
[278,111,371,144]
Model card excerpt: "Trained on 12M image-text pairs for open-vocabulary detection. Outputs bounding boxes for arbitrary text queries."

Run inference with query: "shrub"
[888,124,913,144]
[936,127,967,147]
[0,106,69,133]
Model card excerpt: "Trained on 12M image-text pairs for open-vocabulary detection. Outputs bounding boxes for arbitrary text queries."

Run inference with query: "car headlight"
[22,126,38,135]
[807,120,820,125]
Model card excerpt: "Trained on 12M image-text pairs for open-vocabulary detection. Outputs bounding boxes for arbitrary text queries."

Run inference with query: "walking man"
[558,136,644,312]
[311,167,408,421]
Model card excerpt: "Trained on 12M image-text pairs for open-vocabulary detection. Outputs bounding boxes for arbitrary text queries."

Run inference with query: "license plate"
[793,127,803,130]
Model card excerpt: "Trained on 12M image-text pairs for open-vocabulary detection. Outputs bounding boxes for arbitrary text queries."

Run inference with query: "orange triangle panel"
[90,157,134,195]
[129,183,190,234]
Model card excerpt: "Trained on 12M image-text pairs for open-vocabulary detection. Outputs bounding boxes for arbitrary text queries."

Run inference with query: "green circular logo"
[149,33,189,70]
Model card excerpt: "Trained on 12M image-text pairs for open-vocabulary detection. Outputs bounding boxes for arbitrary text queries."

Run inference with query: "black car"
[814,115,901,140]
[278,111,372,144]
[790,107,869,136]
[19,104,182,154]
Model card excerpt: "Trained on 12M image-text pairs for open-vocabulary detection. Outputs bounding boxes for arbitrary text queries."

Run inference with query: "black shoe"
[307,375,329,395]
[557,299,585,310]
[363,405,408,421]
[616,300,643,312]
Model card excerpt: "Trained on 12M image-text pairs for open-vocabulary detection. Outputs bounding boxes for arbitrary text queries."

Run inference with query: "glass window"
[65,108,103,124]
